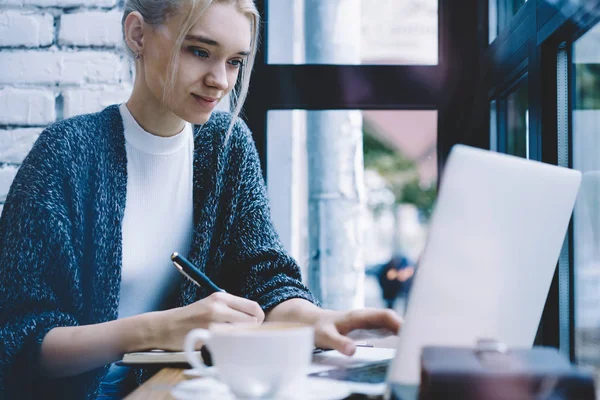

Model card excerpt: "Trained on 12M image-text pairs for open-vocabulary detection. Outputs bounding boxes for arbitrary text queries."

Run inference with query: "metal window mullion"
[498,0,508,32]
[556,42,572,360]
[490,100,498,151]
[497,98,508,153]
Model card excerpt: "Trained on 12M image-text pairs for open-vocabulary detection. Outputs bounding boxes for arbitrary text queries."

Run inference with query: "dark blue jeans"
[97,364,134,399]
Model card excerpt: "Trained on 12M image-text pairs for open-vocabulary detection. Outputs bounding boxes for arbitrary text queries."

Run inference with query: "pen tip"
[171,252,178,260]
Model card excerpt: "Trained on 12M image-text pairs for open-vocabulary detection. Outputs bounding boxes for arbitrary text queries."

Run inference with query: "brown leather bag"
[416,342,595,400]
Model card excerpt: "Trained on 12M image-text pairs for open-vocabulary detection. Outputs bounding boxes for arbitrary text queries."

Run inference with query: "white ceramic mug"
[184,322,314,398]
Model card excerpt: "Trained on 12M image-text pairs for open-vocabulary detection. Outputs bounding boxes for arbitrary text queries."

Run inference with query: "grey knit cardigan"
[0,105,317,399]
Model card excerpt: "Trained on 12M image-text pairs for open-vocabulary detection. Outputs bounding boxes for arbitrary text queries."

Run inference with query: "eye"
[228,59,245,68]
[190,48,209,58]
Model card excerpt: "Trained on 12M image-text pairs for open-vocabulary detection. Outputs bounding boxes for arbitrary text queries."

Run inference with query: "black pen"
[171,252,225,293]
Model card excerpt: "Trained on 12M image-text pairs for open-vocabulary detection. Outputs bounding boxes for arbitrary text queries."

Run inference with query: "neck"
[126,74,186,138]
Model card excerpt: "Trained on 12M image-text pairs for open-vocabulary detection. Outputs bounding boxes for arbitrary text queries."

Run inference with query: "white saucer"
[183,367,217,378]
[172,376,352,400]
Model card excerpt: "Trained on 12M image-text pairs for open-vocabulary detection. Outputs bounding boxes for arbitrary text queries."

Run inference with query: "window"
[490,100,498,151]
[506,0,527,19]
[572,21,600,369]
[267,0,438,65]
[257,0,442,311]
[267,110,437,314]
[490,79,529,158]
[489,0,528,43]
[489,0,497,43]
[506,81,529,158]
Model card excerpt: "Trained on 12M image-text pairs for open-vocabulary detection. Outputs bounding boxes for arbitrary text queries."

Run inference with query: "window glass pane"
[267,110,437,313]
[573,22,600,369]
[491,0,527,39]
[490,100,498,151]
[489,0,498,43]
[509,0,527,17]
[267,0,438,65]
[506,82,529,158]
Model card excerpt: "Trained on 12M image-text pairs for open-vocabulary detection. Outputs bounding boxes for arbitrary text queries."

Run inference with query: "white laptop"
[307,144,582,396]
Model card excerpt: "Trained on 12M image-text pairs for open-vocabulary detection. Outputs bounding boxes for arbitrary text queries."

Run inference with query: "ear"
[124,11,145,56]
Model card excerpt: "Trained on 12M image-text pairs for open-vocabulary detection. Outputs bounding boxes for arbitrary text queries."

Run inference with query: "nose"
[205,62,229,91]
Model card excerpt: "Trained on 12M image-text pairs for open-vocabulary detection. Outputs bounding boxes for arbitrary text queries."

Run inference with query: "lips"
[196,95,218,102]
[192,93,219,110]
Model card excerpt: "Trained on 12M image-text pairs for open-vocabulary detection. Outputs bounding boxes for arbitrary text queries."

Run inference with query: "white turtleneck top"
[117,103,194,319]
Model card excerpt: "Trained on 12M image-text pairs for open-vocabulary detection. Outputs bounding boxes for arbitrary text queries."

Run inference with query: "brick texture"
[63,85,132,119]
[59,10,123,47]
[3,0,116,7]
[0,51,124,85]
[0,11,54,47]
[0,2,130,212]
[0,128,42,164]
[0,165,19,203]
[0,88,56,125]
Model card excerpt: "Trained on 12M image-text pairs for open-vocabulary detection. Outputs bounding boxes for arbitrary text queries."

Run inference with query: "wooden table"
[125,368,187,400]
[124,336,399,400]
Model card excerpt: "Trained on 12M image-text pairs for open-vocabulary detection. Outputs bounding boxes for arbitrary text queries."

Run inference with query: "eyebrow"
[185,34,251,56]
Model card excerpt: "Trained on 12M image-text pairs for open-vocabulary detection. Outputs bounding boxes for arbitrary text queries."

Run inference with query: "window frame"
[243,0,486,178]
[567,16,600,364]
[485,0,600,358]
[491,72,529,156]
[240,0,600,358]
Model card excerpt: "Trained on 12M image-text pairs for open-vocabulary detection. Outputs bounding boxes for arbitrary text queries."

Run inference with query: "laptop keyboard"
[309,360,391,384]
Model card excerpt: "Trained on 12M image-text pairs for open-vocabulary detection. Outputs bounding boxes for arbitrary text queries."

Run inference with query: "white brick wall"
[0,11,54,47]
[59,10,123,47]
[0,165,19,202]
[63,85,132,119]
[0,128,41,165]
[0,51,125,85]
[3,0,117,7]
[0,2,132,212]
[0,88,56,125]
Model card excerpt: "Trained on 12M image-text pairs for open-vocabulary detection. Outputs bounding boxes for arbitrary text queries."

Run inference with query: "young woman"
[0,0,402,398]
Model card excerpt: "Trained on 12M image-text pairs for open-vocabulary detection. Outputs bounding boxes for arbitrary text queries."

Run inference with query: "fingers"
[315,323,357,356]
[335,309,402,335]
[313,309,402,357]
[211,303,264,324]
[207,292,265,323]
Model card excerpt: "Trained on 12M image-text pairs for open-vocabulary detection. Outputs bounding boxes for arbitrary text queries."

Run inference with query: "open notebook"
[119,330,387,367]
[119,344,375,367]
[119,347,333,366]
[119,349,202,366]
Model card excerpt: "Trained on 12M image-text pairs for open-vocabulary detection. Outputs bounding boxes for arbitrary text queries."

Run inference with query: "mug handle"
[184,328,212,371]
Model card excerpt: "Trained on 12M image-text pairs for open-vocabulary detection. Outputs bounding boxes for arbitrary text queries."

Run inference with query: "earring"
[135,52,141,60]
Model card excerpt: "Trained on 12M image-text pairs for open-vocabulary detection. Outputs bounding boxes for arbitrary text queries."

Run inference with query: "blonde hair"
[122,0,260,134]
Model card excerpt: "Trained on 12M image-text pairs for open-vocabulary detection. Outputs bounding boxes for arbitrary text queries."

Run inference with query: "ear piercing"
[135,52,141,60]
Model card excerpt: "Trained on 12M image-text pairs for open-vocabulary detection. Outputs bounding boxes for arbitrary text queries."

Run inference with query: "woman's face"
[143,2,252,124]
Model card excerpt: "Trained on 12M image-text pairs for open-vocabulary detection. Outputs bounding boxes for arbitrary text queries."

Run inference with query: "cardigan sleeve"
[0,129,105,399]
[223,119,319,311]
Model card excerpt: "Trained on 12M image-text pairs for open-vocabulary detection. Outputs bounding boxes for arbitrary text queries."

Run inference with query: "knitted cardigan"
[0,105,317,399]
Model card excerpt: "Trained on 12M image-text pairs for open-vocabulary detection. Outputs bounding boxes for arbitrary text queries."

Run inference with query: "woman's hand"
[313,308,402,356]
[150,292,265,351]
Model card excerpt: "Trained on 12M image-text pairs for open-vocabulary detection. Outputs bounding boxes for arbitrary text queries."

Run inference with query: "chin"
[179,110,213,125]
[193,112,213,125]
